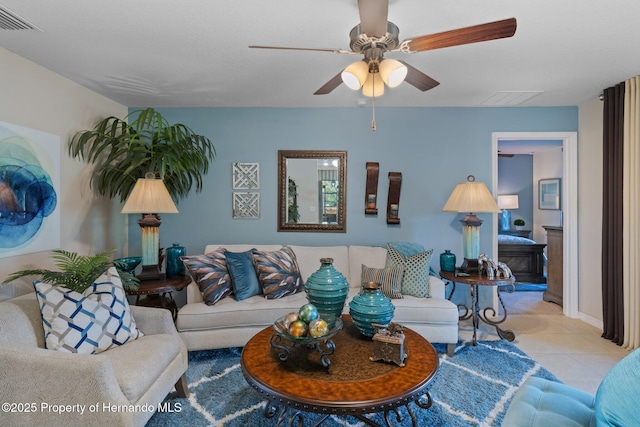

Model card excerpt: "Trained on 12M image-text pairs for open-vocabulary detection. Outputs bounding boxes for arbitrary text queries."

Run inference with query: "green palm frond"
[5,248,139,293]
[68,108,215,202]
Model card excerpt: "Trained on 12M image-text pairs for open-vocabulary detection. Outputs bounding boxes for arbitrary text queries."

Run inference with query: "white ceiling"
[1,1,639,109]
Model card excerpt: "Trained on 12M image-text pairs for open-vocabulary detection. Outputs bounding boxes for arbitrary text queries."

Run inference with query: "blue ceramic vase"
[349,282,395,337]
[305,258,349,328]
[440,249,456,272]
[166,243,186,278]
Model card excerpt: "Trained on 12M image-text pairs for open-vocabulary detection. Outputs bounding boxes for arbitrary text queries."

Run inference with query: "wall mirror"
[278,150,347,232]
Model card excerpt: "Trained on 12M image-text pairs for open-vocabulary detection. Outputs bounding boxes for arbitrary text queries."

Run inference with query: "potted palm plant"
[5,248,139,292]
[68,108,215,202]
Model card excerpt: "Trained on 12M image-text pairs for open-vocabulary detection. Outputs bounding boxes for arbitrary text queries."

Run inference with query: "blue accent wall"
[498,154,535,228]
[127,107,577,261]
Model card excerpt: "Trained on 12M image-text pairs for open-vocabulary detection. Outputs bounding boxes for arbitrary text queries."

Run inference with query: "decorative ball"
[288,320,308,337]
[298,303,319,324]
[308,318,329,338]
[283,312,299,328]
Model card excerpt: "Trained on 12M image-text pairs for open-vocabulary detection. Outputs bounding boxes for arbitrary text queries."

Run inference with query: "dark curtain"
[602,83,625,345]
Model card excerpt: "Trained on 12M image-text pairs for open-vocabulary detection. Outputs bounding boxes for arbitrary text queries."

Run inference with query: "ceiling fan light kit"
[250,0,517,126]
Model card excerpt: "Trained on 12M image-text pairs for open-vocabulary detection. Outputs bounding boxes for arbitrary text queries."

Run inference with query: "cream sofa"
[177,244,459,356]
[0,293,188,427]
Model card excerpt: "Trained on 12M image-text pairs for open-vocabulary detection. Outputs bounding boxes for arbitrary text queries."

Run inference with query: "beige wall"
[0,47,128,285]
[577,97,604,325]
[532,147,563,244]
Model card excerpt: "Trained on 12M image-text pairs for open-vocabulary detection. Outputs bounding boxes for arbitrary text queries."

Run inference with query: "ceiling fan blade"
[249,45,354,54]
[406,18,517,52]
[399,61,440,92]
[358,0,389,37]
[314,72,344,95]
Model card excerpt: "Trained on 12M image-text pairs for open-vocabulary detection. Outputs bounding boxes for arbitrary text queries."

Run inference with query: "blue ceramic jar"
[440,249,456,272]
[305,258,349,328]
[166,243,186,278]
[349,282,395,337]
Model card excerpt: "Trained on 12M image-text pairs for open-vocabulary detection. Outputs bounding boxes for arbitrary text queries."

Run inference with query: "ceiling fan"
[249,0,517,97]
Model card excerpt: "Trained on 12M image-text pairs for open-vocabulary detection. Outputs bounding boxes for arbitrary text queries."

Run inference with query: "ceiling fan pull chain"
[371,95,377,132]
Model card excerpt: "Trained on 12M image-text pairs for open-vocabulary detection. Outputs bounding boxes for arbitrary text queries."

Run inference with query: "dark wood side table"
[440,270,516,346]
[126,274,191,321]
[241,315,439,427]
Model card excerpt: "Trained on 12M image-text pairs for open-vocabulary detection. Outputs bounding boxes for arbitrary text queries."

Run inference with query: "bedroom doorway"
[491,132,578,318]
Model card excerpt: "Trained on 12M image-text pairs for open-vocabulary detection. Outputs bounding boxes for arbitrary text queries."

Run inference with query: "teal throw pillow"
[385,244,434,298]
[595,348,640,426]
[224,249,261,301]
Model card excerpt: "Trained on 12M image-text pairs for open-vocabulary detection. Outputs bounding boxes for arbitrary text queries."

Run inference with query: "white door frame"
[491,132,578,318]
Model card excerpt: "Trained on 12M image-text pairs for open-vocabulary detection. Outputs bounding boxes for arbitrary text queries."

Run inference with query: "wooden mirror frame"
[278,150,347,232]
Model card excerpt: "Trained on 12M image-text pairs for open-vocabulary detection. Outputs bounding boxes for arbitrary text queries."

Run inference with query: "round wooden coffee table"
[241,315,439,426]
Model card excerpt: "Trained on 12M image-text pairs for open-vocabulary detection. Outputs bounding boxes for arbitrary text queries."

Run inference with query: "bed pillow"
[253,246,304,299]
[181,248,232,306]
[224,249,261,301]
[385,244,434,298]
[33,267,143,354]
[361,264,404,299]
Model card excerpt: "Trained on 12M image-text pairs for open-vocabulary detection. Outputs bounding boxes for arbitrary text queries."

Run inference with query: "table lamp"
[497,195,519,231]
[442,175,501,273]
[121,172,178,280]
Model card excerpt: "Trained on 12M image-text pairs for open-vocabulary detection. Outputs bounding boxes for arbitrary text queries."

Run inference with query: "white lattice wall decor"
[233,192,260,219]
[232,162,260,189]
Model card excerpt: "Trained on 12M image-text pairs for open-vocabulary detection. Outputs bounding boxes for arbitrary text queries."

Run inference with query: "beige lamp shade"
[379,59,408,88]
[442,176,501,213]
[498,194,519,210]
[341,60,369,90]
[121,176,178,214]
[362,72,385,97]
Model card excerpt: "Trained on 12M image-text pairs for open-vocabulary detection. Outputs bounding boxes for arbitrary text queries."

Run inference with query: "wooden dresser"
[542,226,563,306]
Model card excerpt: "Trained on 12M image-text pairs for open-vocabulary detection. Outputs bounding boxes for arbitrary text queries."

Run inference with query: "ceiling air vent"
[0,5,41,30]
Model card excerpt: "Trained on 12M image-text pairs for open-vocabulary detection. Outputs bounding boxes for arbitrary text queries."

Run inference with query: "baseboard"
[578,311,603,330]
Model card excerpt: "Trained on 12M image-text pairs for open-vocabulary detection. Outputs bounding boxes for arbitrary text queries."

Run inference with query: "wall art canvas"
[0,121,60,258]
[233,192,260,219]
[232,162,260,190]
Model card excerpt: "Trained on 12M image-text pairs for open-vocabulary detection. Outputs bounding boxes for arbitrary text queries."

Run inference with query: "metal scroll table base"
[457,283,516,345]
[260,393,433,427]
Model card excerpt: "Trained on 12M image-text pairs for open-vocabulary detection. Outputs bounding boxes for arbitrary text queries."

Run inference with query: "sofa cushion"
[385,245,434,298]
[253,246,304,299]
[181,249,233,306]
[224,249,261,301]
[288,245,350,285]
[33,267,143,354]
[361,264,404,299]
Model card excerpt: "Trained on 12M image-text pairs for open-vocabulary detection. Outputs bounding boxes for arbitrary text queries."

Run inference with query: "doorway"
[491,132,578,318]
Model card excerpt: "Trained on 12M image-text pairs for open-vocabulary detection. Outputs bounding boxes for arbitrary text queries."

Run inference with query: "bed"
[498,234,547,283]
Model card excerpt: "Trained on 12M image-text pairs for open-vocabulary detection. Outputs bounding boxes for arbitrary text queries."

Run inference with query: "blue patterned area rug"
[147,340,559,427]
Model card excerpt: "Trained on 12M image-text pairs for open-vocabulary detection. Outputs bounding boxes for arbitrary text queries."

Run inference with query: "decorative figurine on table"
[370,322,407,367]
[478,253,512,279]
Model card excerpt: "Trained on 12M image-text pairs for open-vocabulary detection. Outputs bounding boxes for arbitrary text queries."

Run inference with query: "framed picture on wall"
[539,178,561,210]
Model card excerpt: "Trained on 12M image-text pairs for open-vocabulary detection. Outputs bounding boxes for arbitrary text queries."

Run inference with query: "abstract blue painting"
[0,121,60,258]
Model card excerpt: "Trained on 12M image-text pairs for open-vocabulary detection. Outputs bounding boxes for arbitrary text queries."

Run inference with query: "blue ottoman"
[502,376,596,426]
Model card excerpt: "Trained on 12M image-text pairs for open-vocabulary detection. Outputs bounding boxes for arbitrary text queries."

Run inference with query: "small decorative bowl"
[114,257,142,274]
[272,316,344,343]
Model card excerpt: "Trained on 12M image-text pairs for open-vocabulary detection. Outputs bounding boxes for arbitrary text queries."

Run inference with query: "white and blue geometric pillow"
[33,267,143,354]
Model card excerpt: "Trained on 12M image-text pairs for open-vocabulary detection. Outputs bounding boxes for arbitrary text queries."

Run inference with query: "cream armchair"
[0,293,188,427]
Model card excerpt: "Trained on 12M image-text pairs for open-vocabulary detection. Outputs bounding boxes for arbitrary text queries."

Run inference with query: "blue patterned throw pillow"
[253,246,304,299]
[181,248,233,306]
[33,267,143,354]
[385,244,434,298]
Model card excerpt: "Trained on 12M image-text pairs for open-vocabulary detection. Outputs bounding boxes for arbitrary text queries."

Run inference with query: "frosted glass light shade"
[341,61,369,90]
[379,59,407,88]
[121,177,179,214]
[362,73,385,97]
